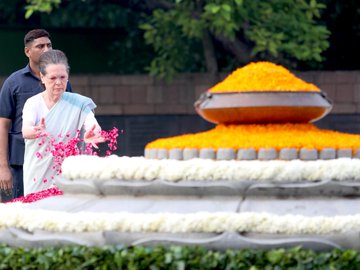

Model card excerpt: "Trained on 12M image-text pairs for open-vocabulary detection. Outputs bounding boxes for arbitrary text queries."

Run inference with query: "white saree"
[23,92,96,195]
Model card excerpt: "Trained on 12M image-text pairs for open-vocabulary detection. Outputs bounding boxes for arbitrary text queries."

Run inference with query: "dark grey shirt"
[0,64,72,165]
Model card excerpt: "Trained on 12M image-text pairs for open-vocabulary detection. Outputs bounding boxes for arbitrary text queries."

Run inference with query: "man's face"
[24,37,52,65]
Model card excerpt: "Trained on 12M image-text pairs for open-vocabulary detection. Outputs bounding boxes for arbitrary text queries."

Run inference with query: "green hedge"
[0,245,360,269]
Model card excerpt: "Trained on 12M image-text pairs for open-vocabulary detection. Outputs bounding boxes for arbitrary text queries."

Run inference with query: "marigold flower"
[209,62,320,92]
[145,124,360,151]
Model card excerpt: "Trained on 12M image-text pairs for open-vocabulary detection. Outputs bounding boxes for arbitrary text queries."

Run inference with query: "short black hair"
[24,29,51,46]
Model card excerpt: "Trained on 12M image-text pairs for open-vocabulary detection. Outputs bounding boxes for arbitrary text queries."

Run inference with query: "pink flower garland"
[8,187,63,204]
[6,127,120,204]
[37,127,119,176]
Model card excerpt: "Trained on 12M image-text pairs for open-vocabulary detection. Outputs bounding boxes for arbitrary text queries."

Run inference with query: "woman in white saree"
[22,50,104,196]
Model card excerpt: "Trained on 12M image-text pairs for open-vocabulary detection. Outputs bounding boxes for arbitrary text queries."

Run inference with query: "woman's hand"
[84,124,106,148]
[33,117,46,135]
[22,117,47,139]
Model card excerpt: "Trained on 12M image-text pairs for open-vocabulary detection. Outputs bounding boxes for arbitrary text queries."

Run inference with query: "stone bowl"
[194,91,333,124]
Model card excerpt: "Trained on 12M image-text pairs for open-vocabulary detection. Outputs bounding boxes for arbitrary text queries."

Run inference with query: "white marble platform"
[0,178,360,250]
[56,178,360,197]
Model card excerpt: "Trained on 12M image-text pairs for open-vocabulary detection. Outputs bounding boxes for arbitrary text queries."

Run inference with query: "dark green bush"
[1,244,360,270]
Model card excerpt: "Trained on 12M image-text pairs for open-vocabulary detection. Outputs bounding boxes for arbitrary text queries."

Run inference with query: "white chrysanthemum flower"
[61,156,360,183]
[3,203,360,235]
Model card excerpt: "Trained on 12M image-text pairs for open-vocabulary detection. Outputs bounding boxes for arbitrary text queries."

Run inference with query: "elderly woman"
[22,49,104,196]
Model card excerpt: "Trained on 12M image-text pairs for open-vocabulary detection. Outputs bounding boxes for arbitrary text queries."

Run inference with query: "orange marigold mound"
[145,124,360,151]
[209,62,320,92]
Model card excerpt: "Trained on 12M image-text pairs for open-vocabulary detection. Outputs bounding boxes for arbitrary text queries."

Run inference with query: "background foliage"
[0,0,358,78]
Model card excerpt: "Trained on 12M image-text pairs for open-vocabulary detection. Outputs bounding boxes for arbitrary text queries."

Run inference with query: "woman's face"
[41,63,68,97]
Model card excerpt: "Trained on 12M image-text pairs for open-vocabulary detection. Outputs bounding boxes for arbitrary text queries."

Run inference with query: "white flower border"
[0,203,359,235]
[62,155,360,182]
[0,156,360,235]
[4,155,350,236]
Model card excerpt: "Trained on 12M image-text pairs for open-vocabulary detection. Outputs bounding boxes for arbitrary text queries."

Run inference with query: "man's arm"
[0,117,12,191]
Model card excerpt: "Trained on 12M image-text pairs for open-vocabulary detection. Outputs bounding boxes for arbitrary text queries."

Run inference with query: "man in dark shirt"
[0,29,72,200]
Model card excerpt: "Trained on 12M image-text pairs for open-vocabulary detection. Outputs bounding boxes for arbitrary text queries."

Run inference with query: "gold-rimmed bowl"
[194,91,333,124]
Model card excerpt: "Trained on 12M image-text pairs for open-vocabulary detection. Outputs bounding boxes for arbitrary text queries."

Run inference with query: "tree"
[24,0,330,80]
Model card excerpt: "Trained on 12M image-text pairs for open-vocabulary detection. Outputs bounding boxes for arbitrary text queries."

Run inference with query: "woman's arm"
[22,95,46,139]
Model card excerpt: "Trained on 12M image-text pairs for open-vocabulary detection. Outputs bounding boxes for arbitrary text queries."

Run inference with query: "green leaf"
[221,4,232,13]
[205,4,221,14]
[266,249,285,264]
[24,9,33,19]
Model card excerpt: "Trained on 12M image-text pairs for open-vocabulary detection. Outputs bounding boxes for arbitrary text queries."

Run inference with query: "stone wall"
[68,73,211,115]
[0,71,359,115]
[64,71,360,116]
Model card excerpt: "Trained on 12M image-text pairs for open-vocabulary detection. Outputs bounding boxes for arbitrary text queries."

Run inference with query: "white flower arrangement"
[61,155,360,183]
[0,203,359,235]
[3,155,355,241]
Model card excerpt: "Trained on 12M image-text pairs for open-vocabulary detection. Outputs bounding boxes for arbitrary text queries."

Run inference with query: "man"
[0,29,72,200]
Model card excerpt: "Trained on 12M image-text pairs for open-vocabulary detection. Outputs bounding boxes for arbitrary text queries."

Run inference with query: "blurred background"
[0,0,359,156]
